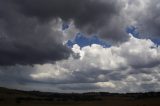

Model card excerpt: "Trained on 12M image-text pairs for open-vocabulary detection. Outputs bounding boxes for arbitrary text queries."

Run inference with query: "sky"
[0,0,160,93]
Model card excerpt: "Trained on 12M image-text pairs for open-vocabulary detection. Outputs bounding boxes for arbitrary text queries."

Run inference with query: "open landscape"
[1,0,160,106]
[0,87,160,106]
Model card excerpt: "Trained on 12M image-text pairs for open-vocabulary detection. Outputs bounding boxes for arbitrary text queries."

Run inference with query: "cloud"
[122,0,160,38]
[0,0,160,93]
[0,34,160,92]
[23,34,160,92]
[0,0,160,65]
[138,0,160,38]
[0,0,71,65]
[10,0,130,42]
[9,0,160,41]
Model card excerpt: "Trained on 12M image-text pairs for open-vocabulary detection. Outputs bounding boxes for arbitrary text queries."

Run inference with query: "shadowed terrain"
[0,87,160,106]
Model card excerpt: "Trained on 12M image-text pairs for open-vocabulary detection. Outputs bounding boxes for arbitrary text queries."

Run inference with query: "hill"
[0,87,160,106]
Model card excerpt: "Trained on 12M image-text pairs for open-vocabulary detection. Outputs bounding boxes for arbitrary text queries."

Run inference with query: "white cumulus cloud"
[25,34,160,92]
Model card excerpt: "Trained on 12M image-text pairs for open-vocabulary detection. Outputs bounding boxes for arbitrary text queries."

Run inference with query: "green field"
[0,87,160,106]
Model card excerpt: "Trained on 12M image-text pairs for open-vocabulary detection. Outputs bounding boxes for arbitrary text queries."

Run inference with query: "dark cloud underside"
[13,0,127,40]
[0,0,72,65]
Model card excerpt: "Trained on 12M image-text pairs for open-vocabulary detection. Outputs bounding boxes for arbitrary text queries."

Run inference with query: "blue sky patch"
[62,22,69,30]
[65,24,160,48]
[66,33,111,48]
[151,39,160,46]
[126,26,139,38]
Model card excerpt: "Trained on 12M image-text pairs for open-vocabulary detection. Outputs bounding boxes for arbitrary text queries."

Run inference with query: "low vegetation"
[0,87,160,106]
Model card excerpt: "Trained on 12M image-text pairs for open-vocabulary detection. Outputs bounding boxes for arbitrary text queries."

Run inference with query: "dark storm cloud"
[14,0,118,23]
[0,0,71,65]
[11,0,160,40]
[13,0,127,41]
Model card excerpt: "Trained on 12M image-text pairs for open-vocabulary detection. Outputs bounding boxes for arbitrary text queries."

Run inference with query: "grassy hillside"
[0,87,160,106]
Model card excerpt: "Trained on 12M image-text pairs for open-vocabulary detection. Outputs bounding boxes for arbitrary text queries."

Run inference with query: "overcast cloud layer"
[0,0,160,92]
